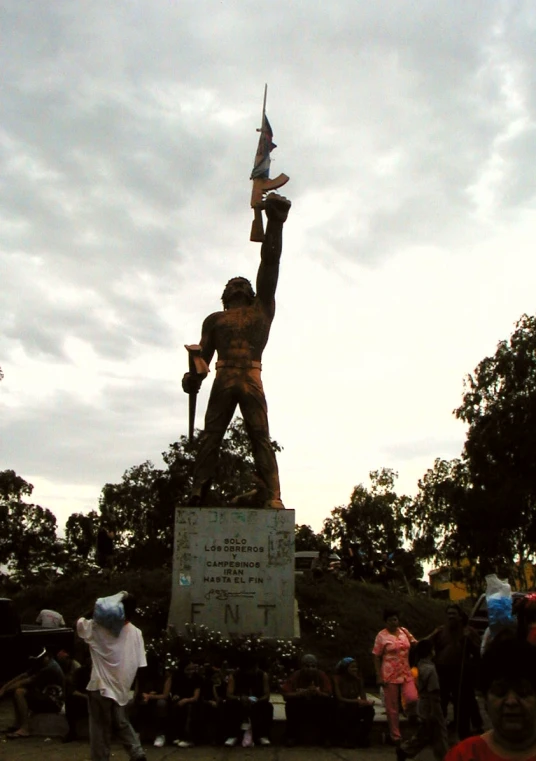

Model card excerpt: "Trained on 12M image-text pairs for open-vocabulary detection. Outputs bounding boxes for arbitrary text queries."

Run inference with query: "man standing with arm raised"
[77,593,147,761]
[182,192,291,509]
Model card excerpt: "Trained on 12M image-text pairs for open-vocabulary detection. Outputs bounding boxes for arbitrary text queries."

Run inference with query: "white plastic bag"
[242,723,254,748]
[93,591,127,637]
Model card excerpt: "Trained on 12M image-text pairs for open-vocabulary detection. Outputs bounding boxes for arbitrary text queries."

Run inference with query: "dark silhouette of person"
[96,524,115,572]
[57,650,90,743]
[429,604,482,739]
[333,657,375,748]
[0,647,65,738]
[222,653,273,746]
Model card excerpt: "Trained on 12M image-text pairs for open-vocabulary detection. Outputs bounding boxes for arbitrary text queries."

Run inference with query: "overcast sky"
[2,1,536,533]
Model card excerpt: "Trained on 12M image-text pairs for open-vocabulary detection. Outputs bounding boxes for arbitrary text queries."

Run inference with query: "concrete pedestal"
[169,507,295,638]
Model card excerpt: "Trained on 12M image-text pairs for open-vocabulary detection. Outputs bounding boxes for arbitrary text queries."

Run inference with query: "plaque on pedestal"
[169,508,295,638]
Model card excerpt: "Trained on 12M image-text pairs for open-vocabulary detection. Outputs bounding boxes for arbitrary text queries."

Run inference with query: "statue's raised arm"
[256,194,291,316]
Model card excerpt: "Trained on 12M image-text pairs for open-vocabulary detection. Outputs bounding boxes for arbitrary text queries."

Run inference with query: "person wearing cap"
[0,647,65,738]
[36,608,66,628]
[77,592,147,761]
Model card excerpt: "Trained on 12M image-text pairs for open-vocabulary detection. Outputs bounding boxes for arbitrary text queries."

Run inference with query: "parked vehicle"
[294,550,341,575]
[0,598,74,682]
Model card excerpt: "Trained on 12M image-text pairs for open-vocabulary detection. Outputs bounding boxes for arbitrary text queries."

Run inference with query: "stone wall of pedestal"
[169,507,295,638]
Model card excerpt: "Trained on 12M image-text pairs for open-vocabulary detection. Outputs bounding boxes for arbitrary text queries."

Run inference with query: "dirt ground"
[0,692,488,761]
[0,738,431,761]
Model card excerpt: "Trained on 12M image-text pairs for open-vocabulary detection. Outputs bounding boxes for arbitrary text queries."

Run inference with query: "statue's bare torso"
[203,301,272,364]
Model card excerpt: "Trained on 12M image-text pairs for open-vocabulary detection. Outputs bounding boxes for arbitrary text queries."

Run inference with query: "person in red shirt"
[445,636,536,761]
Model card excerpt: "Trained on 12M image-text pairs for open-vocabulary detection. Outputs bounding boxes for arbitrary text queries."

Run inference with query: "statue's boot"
[263,498,285,510]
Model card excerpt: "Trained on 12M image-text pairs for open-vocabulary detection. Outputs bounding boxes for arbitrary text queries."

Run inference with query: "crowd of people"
[1,595,536,761]
[372,605,484,747]
[0,643,376,754]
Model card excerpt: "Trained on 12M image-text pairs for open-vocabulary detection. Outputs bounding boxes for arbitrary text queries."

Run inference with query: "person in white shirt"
[36,609,65,628]
[77,593,147,761]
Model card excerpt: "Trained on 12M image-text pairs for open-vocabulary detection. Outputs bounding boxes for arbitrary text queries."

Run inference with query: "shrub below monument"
[144,622,300,689]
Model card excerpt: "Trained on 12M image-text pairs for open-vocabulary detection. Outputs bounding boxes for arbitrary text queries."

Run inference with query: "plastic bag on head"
[93,591,127,637]
[485,574,514,631]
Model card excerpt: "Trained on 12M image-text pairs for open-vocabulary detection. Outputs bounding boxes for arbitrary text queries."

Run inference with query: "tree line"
[2,313,536,594]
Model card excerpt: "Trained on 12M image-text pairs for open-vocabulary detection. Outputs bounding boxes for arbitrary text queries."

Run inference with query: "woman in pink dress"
[372,608,418,744]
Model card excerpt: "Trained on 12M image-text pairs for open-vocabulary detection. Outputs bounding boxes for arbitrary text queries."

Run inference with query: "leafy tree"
[99,417,281,569]
[322,468,407,563]
[405,458,471,560]
[406,315,536,592]
[404,458,483,593]
[99,460,168,569]
[0,470,59,584]
[454,314,536,585]
[294,524,325,552]
[0,469,32,502]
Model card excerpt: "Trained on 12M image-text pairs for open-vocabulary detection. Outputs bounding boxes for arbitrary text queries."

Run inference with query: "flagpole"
[261,83,267,127]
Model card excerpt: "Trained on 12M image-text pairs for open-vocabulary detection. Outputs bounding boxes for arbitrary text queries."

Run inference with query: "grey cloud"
[499,126,536,207]
[2,253,174,361]
[3,1,529,283]
[1,43,251,363]
[0,381,181,484]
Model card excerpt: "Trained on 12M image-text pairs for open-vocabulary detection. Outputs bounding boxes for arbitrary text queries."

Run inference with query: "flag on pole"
[248,86,289,242]
[250,114,277,180]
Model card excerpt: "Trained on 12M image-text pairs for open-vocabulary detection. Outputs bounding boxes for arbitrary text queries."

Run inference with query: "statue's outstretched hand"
[264,193,291,224]
[182,372,202,394]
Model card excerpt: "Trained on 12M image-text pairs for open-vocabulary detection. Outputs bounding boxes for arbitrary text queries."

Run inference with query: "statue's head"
[221,277,255,309]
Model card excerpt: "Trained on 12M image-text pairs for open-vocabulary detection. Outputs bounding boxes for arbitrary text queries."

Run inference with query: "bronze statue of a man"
[182,193,291,509]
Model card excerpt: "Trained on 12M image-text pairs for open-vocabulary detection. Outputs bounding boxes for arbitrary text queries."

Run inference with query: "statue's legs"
[237,370,282,508]
[191,374,238,504]
[191,368,282,507]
